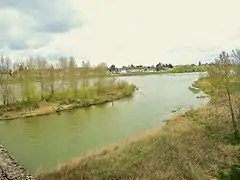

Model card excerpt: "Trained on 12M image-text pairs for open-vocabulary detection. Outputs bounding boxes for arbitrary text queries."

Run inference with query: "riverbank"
[0,145,33,180]
[2,65,207,84]
[0,82,136,120]
[35,74,240,180]
[0,89,135,121]
[35,102,240,180]
[103,65,207,78]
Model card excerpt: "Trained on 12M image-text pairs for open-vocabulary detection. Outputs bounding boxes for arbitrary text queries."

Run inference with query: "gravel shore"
[0,145,33,180]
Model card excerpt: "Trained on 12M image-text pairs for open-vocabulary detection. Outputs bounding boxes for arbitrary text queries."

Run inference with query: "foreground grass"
[36,103,240,180]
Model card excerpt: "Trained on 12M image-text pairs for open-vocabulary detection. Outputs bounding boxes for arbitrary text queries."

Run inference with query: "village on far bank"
[108,61,208,75]
[108,62,173,74]
[0,55,208,79]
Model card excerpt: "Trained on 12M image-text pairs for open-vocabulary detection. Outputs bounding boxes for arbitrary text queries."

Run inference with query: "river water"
[0,73,208,173]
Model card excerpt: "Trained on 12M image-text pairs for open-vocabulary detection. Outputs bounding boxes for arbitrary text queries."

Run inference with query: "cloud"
[36,20,81,33]
[7,41,28,51]
[1,0,240,66]
[0,0,81,33]
[0,0,81,52]
[0,9,52,51]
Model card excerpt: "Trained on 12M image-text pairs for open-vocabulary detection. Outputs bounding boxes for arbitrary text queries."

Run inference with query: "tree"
[95,62,108,75]
[20,57,38,106]
[81,61,91,87]
[68,56,78,98]
[49,64,55,97]
[168,63,173,68]
[156,62,164,71]
[36,57,48,100]
[208,51,240,142]
[109,64,116,72]
[0,55,15,106]
[58,56,68,93]
[198,61,202,66]
[94,62,108,93]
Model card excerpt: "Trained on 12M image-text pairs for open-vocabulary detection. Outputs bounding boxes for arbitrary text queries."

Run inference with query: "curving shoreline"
[35,76,240,180]
[35,103,239,180]
[0,92,135,121]
[0,145,33,180]
[35,103,240,180]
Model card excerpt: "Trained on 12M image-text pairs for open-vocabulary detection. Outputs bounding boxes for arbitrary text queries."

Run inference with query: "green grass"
[219,164,240,180]
[36,104,240,180]
[169,65,208,73]
[50,81,136,103]
[191,76,214,96]
[188,86,201,94]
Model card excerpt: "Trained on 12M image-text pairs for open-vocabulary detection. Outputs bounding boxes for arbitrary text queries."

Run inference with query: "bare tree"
[68,56,78,98]
[94,62,108,93]
[58,56,68,94]
[0,55,10,105]
[20,57,37,105]
[37,57,48,100]
[81,60,90,87]
[208,51,240,142]
[49,64,55,97]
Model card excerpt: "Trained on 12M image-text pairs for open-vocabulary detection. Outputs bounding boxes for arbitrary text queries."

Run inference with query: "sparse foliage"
[0,56,135,113]
[207,51,240,142]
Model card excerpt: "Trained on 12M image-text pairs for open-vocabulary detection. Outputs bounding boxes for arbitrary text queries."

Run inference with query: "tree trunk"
[51,84,54,96]
[41,83,44,100]
[226,87,240,142]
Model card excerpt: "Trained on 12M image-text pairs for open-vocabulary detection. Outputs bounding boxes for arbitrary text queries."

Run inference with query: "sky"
[0,0,240,67]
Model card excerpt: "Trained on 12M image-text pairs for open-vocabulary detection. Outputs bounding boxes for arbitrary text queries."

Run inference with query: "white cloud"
[1,0,240,66]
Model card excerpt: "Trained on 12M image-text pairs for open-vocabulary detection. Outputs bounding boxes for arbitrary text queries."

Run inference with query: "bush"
[219,164,240,180]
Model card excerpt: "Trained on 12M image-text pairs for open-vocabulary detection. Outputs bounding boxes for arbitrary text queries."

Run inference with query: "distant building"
[119,69,127,74]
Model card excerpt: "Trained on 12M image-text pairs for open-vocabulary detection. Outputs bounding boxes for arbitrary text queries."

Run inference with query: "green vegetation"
[35,51,240,180]
[111,70,170,77]
[3,52,240,179]
[169,64,208,73]
[0,56,136,119]
[111,65,208,77]
[188,86,201,94]
[199,51,240,142]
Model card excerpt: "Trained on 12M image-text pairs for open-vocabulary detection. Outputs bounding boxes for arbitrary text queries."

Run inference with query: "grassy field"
[36,101,240,180]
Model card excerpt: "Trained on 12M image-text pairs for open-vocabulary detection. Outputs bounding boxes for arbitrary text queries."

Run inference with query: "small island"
[0,57,136,120]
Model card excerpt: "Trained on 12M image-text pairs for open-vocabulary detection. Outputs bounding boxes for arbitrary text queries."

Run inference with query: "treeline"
[0,56,135,109]
[170,64,208,73]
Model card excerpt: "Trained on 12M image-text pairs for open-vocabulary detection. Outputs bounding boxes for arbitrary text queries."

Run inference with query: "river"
[0,73,208,174]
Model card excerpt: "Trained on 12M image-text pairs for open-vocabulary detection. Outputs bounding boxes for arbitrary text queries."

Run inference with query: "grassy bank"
[0,56,136,120]
[36,104,240,180]
[0,80,136,120]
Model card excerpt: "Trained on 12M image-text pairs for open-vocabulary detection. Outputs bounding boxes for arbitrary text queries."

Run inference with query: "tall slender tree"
[208,51,240,142]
